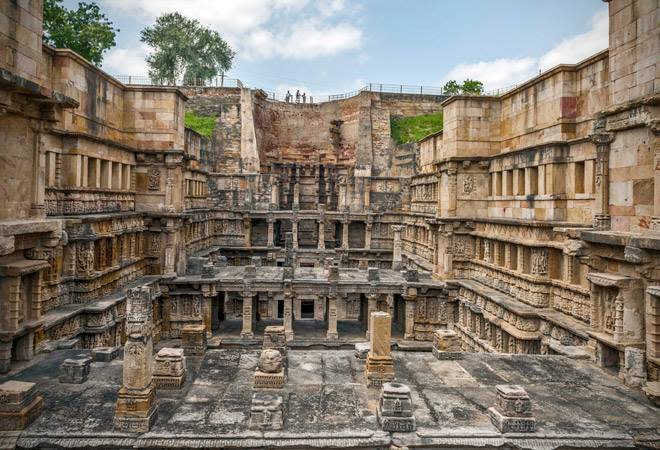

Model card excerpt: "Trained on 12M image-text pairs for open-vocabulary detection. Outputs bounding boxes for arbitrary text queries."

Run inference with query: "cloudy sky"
[62,0,608,99]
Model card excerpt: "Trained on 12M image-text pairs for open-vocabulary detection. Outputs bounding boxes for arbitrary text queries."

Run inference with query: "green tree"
[442,80,461,95]
[43,0,118,66]
[461,78,484,95]
[140,13,235,86]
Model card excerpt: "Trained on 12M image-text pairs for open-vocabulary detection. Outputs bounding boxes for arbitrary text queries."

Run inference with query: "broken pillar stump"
[59,356,92,384]
[153,348,186,389]
[377,382,416,432]
[488,385,536,433]
[365,312,395,387]
[181,323,207,356]
[432,329,462,360]
[249,392,283,430]
[0,381,44,431]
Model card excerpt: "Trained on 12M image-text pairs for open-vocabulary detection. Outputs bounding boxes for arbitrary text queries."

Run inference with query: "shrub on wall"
[391,111,443,145]
[184,112,216,138]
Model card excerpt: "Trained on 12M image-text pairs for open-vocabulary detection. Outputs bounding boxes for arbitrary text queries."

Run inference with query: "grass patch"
[184,111,216,138]
[391,111,443,145]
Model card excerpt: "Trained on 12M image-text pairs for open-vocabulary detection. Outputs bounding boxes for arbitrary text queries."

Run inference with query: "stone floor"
[1,349,659,449]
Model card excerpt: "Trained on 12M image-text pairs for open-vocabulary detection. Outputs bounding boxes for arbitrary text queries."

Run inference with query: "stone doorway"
[300,300,315,319]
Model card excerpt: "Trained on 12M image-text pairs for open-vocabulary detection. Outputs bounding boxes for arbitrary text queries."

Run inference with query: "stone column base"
[326,331,338,340]
[113,384,158,432]
[254,370,285,389]
[240,331,255,339]
[378,415,416,432]
[432,348,463,360]
[249,392,283,430]
[365,354,395,387]
[488,407,536,433]
[181,324,207,356]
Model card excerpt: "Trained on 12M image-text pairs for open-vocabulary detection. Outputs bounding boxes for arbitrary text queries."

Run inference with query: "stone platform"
[1,349,658,449]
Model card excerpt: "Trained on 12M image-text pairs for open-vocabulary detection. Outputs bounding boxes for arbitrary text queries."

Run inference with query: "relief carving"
[148,168,161,191]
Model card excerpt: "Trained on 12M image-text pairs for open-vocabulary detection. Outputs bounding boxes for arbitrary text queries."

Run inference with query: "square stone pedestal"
[181,324,207,356]
[263,326,287,358]
[153,348,186,389]
[432,329,462,360]
[249,392,283,430]
[113,384,158,432]
[92,346,120,362]
[487,385,536,433]
[365,353,395,387]
[59,356,92,384]
[0,381,44,431]
[254,370,286,389]
[377,382,416,432]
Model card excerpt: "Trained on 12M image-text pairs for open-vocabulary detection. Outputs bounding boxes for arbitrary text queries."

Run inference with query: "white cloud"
[442,57,537,91]
[102,44,150,76]
[439,8,608,91]
[101,0,362,62]
[538,9,608,71]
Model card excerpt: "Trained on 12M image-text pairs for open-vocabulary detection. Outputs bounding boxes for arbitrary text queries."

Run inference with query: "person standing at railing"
[295,90,300,103]
[285,90,292,102]
[309,96,313,104]
[302,92,306,104]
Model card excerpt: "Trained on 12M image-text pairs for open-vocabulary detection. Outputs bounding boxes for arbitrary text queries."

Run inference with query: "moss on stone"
[184,111,216,138]
[391,111,443,145]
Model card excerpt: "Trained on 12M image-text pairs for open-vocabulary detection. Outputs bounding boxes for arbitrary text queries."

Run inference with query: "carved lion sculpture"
[259,349,283,373]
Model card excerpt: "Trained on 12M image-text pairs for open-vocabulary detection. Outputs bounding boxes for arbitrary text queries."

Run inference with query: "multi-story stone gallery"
[0,0,658,448]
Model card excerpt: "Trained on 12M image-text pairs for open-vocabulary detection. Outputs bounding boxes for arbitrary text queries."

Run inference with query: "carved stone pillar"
[446,164,457,217]
[114,286,158,432]
[326,294,338,340]
[403,289,417,340]
[284,290,294,341]
[590,116,614,230]
[338,177,347,211]
[341,219,349,250]
[243,215,251,247]
[391,225,404,270]
[365,219,373,250]
[435,172,442,217]
[293,182,300,211]
[241,291,254,339]
[292,218,299,250]
[363,177,371,210]
[365,293,379,338]
[267,217,275,247]
[317,218,325,250]
[270,175,279,210]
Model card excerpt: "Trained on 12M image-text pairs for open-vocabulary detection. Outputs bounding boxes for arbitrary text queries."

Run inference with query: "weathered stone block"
[153,348,186,389]
[377,382,416,432]
[432,329,462,360]
[487,385,536,433]
[623,347,646,387]
[263,326,287,358]
[0,381,44,431]
[59,356,92,384]
[355,342,370,360]
[92,346,120,362]
[181,324,207,356]
[249,392,283,430]
[113,384,159,432]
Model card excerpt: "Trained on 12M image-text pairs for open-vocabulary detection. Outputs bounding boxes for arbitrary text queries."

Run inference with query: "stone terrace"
[3,349,659,449]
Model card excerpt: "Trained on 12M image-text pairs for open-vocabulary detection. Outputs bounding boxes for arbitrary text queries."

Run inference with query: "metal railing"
[113,74,241,88]
[112,75,521,103]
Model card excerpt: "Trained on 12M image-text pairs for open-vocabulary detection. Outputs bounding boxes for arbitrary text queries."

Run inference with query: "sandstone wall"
[0,0,51,88]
